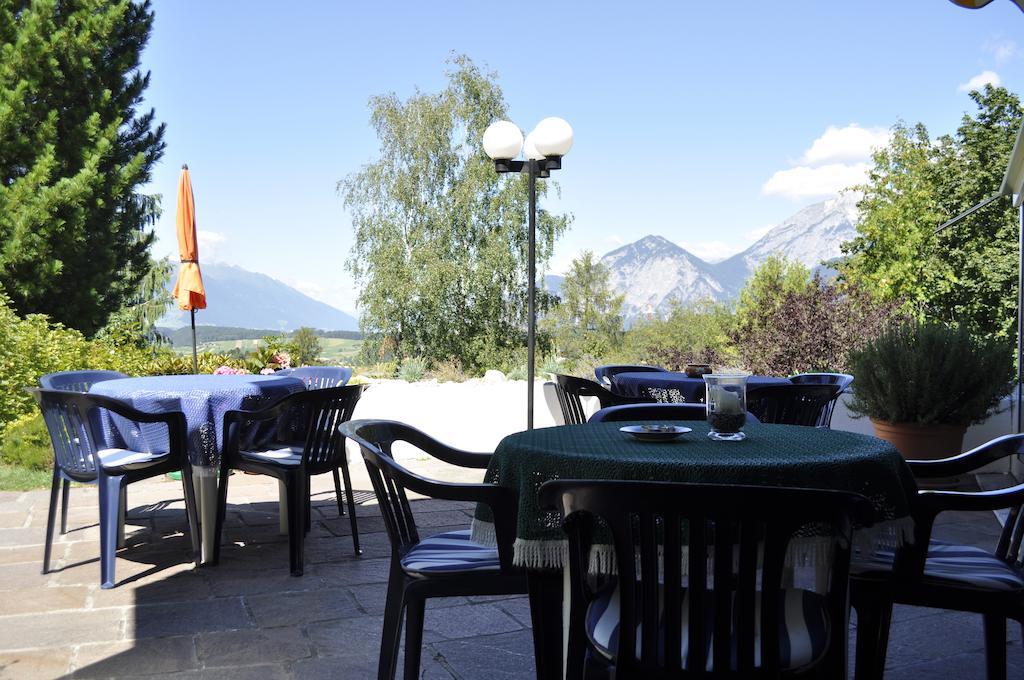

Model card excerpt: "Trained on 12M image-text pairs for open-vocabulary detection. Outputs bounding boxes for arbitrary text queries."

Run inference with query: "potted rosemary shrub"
[846,321,1013,460]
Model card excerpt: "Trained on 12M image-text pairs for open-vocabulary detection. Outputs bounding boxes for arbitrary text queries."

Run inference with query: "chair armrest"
[907,433,1024,478]
[916,482,1024,514]
[401,427,493,469]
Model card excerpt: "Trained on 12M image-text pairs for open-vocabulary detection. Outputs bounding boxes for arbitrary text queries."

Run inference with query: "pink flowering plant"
[213,365,251,376]
[245,336,298,374]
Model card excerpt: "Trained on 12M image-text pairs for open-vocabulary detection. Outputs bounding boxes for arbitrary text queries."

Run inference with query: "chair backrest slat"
[540,480,870,677]
[594,364,668,386]
[288,366,352,390]
[39,370,127,392]
[746,383,841,427]
[787,373,854,427]
[554,374,648,425]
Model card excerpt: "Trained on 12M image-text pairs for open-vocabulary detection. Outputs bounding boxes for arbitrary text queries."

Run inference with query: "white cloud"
[761,162,870,201]
[606,234,624,247]
[799,125,890,165]
[958,70,1001,93]
[763,125,886,202]
[285,277,359,314]
[678,240,744,263]
[985,38,1019,64]
[197,230,226,260]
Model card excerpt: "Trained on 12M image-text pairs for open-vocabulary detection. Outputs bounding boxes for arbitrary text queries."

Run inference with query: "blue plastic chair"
[37,370,127,537]
[288,366,352,389]
[787,374,854,427]
[594,364,668,387]
[30,388,199,588]
[589,403,761,424]
[39,369,127,392]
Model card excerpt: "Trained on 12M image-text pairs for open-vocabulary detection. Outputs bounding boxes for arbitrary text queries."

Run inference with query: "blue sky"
[140,1,1024,316]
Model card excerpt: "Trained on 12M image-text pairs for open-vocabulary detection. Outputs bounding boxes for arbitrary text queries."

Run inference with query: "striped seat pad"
[239,445,304,466]
[852,540,1024,591]
[401,530,501,575]
[97,448,169,470]
[586,579,829,671]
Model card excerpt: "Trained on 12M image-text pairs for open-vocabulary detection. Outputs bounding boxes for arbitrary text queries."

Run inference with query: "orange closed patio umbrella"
[171,164,206,373]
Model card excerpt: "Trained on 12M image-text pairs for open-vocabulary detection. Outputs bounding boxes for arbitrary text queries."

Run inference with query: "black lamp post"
[484,118,574,429]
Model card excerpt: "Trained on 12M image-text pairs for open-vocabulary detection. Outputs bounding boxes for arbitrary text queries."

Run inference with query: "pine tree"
[0,0,165,335]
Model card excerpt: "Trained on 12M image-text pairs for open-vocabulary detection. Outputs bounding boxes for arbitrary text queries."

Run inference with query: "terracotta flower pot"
[869,419,967,461]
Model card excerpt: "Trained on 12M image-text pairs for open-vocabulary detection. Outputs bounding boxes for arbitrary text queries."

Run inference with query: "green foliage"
[369,361,398,379]
[620,299,737,370]
[545,251,624,362]
[734,255,814,342]
[398,357,428,381]
[290,327,322,366]
[847,321,1013,426]
[0,414,52,471]
[840,87,1023,341]
[341,54,571,372]
[0,0,166,335]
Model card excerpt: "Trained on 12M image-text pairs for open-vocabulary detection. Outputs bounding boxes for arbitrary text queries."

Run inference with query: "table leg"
[528,569,564,680]
[191,466,218,564]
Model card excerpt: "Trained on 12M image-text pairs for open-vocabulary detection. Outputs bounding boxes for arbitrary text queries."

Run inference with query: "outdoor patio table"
[471,420,917,679]
[89,374,306,562]
[611,370,789,403]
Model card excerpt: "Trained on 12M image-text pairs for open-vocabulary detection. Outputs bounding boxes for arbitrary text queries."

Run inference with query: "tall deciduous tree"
[840,86,1022,341]
[340,55,571,371]
[546,251,623,361]
[0,0,165,335]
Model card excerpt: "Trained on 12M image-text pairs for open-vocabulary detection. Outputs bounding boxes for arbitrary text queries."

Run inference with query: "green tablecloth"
[472,420,918,570]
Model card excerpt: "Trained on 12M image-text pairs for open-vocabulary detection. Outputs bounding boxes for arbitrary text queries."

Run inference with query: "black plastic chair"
[588,403,762,424]
[540,479,873,679]
[594,364,668,387]
[287,366,358,520]
[340,419,527,680]
[745,383,841,427]
[213,384,365,575]
[30,388,200,589]
[852,434,1024,680]
[788,373,853,427]
[288,365,353,389]
[36,370,128,537]
[554,374,651,425]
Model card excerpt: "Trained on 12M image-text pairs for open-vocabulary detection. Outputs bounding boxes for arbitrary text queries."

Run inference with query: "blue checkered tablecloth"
[89,374,306,466]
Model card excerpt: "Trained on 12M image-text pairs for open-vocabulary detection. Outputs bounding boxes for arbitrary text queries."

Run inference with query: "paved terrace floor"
[0,460,1022,679]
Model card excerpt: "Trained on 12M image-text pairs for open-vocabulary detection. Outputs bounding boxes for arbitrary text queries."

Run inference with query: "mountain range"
[591,192,861,322]
[159,194,859,331]
[159,262,359,331]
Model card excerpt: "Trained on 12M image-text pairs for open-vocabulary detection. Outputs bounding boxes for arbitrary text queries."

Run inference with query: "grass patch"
[0,465,51,491]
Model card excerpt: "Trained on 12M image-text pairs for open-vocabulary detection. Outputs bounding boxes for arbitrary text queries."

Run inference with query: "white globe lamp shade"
[523,132,545,160]
[532,117,574,157]
[482,121,524,160]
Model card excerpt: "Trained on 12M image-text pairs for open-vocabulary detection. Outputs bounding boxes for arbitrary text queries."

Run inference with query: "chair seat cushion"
[96,448,170,471]
[239,445,304,466]
[586,580,829,671]
[400,529,501,575]
[852,540,1024,591]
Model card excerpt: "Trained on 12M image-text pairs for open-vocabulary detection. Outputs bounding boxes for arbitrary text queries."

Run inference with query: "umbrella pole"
[190,309,199,374]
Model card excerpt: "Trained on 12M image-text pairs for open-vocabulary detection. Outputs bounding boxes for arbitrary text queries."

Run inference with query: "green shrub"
[430,358,467,383]
[847,321,1014,426]
[505,364,527,380]
[0,414,52,471]
[369,361,398,379]
[398,357,428,382]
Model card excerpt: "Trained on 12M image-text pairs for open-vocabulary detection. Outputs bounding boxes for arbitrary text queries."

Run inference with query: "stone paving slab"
[0,464,1020,678]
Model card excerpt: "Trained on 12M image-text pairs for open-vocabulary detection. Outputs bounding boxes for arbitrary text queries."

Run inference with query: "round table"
[611,371,790,403]
[472,420,917,571]
[90,374,305,466]
[90,374,306,562]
